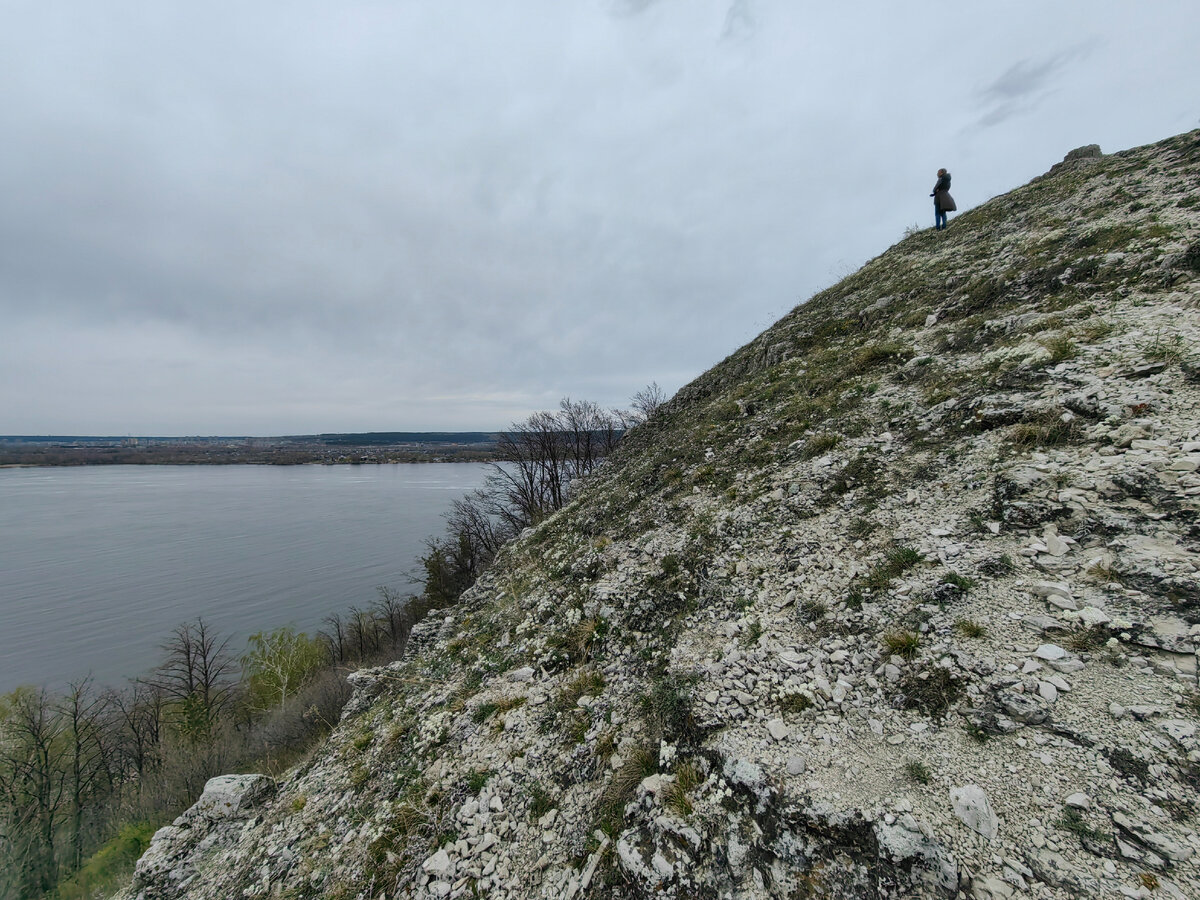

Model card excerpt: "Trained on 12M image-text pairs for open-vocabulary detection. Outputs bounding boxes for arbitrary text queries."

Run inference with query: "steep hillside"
[119,131,1200,900]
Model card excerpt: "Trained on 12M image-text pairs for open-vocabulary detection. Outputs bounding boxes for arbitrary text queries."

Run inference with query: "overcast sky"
[2,1,1197,435]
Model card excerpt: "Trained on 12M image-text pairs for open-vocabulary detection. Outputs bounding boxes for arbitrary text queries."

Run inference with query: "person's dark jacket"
[932,172,954,211]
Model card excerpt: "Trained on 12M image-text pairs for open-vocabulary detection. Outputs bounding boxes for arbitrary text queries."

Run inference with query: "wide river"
[0,463,491,691]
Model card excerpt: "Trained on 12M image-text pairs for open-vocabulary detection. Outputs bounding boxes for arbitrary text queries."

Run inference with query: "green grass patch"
[903,759,932,785]
[954,618,988,639]
[54,822,157,900]
[527,782,555,821]
[597,746,657,836]
[662,760,705,818]
[800,432,841,459]
[896,667,963,720]
[1040,334,1078,362]
[881,630,921,660]
[776,692,813,714]
[861,545,924,591]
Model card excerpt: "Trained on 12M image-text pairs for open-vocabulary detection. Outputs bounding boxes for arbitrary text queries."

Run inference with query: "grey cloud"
[605,0,665,18]
[975,43,1095,128]
[723,1,756,39]
[1,3,1196,434]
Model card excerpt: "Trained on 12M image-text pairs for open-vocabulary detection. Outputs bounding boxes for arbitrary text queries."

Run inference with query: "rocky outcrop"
[126,776,276,899]
[116,130,1200,899]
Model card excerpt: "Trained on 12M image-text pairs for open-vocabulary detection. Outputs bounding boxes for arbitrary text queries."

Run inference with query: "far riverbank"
[0,433,502,467]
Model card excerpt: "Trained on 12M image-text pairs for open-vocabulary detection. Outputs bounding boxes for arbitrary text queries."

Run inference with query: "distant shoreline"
[0,434,503,467]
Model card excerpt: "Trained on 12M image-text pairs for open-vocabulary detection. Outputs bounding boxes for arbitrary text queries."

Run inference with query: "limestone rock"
[950,785,998,841]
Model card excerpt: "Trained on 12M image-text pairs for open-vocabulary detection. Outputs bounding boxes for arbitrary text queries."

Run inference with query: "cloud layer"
[2,1,1198,433]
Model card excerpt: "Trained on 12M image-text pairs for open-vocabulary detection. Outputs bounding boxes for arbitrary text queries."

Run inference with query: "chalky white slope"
[118,132,1200,900]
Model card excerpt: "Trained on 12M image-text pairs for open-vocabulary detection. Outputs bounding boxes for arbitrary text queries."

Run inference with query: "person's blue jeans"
[935,206,947,230]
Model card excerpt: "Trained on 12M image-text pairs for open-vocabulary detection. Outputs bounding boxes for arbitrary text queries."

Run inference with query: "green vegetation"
[800,432,841,459]
[847,517,875,540]
[597,746,657,836]
[527,782,555,821]
[465,769,495,793]
[954,618,988,639]
[1056,807,1109,843]
[940,572,976,593]
[903,759,932,785]
[50,823,156,900]
[740,618,763,648]
[471,695,526,726]
[1067,624,1111,653]
[881,630,921,660]
[639,674,698,745]
[242,626,326,713]
[1144,330,1187,363]
[662,760,705,818]
[1008,410,1078,449]
[1040,334,1078,362]
[895,667,963,720]
[800,599,828,620]
[861,545,924,592]
[777,692,813,714]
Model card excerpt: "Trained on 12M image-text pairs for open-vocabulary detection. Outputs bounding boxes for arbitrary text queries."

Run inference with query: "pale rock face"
[1033,643,1069,661]
[950,785,998,841]
[1064,792,1091,809]
[969,874,1015,900]
[179,774,276,823]
[421,848,452,875]
[508,666,535,682]
[874,814,958,897]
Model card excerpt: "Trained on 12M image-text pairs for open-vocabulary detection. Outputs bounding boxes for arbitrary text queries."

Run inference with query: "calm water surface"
[0,464,490,690]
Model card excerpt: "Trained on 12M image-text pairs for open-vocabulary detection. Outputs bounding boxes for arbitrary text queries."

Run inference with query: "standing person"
[931,168,955,230]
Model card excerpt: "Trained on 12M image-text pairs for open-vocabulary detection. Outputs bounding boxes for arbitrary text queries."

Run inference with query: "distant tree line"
[0,443,501,468]
[0,386,666,900]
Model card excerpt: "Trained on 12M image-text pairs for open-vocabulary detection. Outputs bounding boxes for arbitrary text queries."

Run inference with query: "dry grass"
[881,630,921,660]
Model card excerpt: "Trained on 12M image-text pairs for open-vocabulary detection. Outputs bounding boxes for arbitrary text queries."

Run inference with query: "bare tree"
[0,687,69,897]
[372,587,408,649]
[151,619,237,740]
[319,612,348,665]
[60,678,116,870]
[346,606,382,662]
[629,381,667,425]
[489,399,621,530]
[107,680,165,777]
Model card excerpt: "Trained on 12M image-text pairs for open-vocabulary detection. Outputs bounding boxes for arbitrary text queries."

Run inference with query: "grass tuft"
[661,760,704,818]
[800,432,841,460]
[862,545,923,592]
[881,630,921,660]
[903,759,932,785]
[1040,334,1078,362]
[954,618,988,639]
[895,667,963,720]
